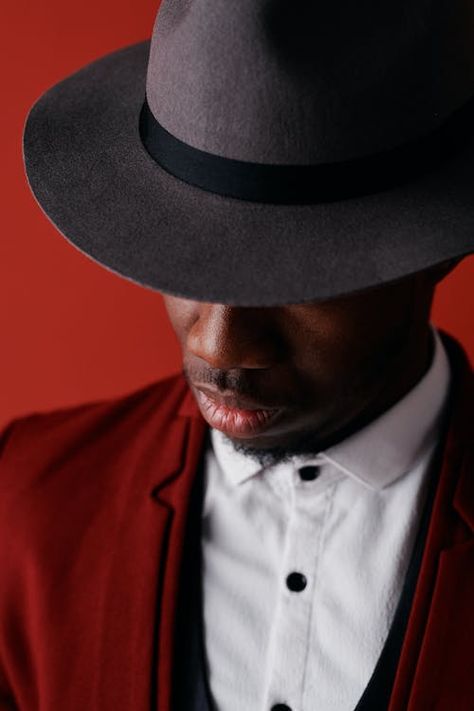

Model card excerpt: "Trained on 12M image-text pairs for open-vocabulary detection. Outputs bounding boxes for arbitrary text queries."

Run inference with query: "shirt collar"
[210,325,451,491]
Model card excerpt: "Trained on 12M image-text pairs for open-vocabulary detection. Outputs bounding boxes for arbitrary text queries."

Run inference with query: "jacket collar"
[388,332,474,710]
[439,331,474,532]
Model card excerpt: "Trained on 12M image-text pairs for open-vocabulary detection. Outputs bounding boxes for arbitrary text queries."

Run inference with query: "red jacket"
[0,331,472,710]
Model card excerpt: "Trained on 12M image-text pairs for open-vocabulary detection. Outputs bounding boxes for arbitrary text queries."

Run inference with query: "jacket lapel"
[75,381,207,711]
[83,376,207,710]
[389,333,474,710]
[149,387,207,711]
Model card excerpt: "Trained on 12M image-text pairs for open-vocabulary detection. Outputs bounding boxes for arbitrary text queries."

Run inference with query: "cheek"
[283,310,352,382]
[288,304,356,351]
[285,302,393,383]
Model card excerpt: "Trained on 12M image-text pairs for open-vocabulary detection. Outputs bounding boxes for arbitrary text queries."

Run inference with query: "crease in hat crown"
[145,0,474,166]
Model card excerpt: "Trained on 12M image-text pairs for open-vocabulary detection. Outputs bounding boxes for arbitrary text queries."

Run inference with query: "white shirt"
[200,326,451,711]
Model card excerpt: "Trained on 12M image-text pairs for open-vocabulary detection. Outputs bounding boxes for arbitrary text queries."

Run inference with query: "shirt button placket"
[266,463,326,711]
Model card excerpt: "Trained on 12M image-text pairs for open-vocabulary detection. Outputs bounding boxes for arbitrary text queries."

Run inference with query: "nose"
[186,303,283,370]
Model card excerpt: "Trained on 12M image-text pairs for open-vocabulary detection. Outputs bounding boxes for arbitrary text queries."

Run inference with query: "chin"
[223,428,324,468]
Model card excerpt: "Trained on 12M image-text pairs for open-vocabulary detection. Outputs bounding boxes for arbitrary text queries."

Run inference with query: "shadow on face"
[163,259,460,464]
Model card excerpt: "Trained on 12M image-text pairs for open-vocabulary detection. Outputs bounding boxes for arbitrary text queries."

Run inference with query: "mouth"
[193,385,286,437]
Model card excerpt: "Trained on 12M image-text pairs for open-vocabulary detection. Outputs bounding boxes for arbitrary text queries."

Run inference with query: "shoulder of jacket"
[0,372,198,634]
[0,371,189,488]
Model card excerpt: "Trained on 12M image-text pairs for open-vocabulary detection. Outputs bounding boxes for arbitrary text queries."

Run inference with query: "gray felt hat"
[23,0,474,306]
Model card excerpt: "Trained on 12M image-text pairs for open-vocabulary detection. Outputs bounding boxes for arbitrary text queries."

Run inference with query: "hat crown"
[146,0,474,164]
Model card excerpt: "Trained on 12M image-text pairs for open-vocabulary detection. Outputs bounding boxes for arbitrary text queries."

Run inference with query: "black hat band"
[139,94,474,205]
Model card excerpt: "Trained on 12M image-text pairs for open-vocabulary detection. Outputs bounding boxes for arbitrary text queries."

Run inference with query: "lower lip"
[196,390,283,437]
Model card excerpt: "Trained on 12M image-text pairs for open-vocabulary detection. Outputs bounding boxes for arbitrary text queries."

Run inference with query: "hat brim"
[23,41,474,306]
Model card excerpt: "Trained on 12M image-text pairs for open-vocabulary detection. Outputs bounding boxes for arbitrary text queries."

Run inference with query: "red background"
[1,0,473,429]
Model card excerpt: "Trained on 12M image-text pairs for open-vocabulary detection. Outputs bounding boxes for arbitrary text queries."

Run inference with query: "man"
[1,0,473,709]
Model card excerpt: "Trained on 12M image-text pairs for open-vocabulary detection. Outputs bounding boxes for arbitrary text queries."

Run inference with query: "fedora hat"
[23,0,474,306]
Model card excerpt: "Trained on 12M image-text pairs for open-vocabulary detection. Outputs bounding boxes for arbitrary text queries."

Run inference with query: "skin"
[163,259,460,467]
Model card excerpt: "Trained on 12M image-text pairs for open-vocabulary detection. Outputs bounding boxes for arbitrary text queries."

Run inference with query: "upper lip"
[195,384,283,412]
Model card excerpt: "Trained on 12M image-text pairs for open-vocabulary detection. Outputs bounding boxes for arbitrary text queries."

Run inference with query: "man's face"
[163,272,437,465]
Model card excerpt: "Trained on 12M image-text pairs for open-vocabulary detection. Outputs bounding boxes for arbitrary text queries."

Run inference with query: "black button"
[298,465,320,481]
[271,705,292,711]
[286,572,307,592]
